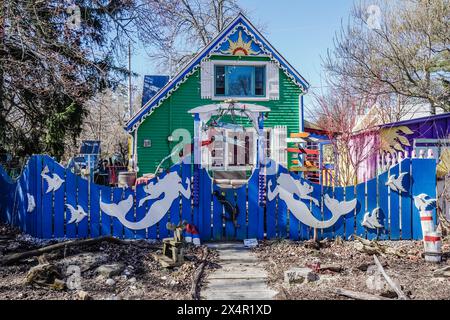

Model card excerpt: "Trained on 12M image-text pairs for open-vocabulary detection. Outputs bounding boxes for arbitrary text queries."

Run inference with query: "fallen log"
[0,236,141,265]
[190,246,209,300]
[334,288,392,300]
[354,236,406,258]
[433,266,450,277]
[373,255,409,300]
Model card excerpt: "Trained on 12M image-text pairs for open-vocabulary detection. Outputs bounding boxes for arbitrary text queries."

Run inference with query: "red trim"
[424,235,441,242]
[420,216,433,221]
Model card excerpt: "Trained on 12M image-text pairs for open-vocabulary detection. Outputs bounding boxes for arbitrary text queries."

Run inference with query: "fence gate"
[0,155,437,241]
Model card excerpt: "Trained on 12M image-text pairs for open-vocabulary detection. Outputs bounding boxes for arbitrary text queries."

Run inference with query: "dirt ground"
[0,224,218,300]
[253,238,450,300]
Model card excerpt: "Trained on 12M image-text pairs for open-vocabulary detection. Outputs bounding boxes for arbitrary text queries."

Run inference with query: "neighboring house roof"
[125,13,310,133]
[379,112,450,129]
[141,75,170,108]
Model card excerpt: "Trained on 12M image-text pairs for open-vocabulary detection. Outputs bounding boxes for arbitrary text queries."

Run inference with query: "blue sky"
[131,0,356,108]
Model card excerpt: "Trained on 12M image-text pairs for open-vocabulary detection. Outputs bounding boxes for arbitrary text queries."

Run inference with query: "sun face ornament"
[221,31,260,56]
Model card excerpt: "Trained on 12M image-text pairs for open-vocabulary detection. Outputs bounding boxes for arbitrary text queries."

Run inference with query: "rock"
[77,290,90,300]
[284,267,318,285]
[105,278,116,286]
[96,263,125,278]
[58,253,109,273]
[128,277,136,283]
[365,265,400,293]
[433,266,450,277]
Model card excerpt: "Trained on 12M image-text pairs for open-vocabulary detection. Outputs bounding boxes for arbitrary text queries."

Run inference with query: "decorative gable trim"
[125,14,310,133]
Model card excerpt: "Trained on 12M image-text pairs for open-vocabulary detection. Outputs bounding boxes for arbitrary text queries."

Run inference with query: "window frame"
[212,61,270,101]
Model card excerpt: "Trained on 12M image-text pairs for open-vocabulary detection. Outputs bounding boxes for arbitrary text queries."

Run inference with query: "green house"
[125,14,309,177]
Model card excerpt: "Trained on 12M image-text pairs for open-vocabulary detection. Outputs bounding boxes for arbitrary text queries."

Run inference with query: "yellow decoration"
[221,31,260,56]
[380,126,414,155]
[437,149,450,179]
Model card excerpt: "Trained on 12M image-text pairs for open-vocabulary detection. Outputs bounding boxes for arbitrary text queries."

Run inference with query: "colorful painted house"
[126,14,309,176]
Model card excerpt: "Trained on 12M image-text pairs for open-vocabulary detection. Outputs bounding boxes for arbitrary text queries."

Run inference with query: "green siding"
[136,65,302,176]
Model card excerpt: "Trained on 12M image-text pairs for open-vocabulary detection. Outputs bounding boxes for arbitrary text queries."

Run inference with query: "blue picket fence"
[0,155,437,241]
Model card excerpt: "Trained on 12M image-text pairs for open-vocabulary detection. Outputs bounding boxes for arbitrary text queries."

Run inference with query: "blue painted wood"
[389,164,400,240]
[400,159,412,240]
[411,158,436,240]
[378,170,389,240]
[236,184,247,240]
[134,184,147,239]
[145,176,158,240]
[181,161,192,224]
[89,182,101,238]
[212,184,224,240]
[123,187,135,239]
[248,168,260,239]
[321,185,334,240]
[310,180,323,240]
[112,187,124,238]
[23,157,35,234]
[277,165,288,239]
[333,187,344,238]
[77,176,89,238]
[224,189,236,241]
[34,155,43,238]
[41,156,54,238]
[345,185,356,240]
[65,169,78,238]
[53,162,66,238]
[100,185,112,236]
[266,168,277,239]
[355,181,366,238]
[366,178,378,240]
[201,169,212,241]
[287,173,300,241]
[157,170,169,240]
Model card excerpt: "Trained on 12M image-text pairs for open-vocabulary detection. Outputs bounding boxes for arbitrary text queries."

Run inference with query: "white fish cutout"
[27,193,35,213]
[414,193,436,212]
[66,204,88,224]
[362,208,383,229]
[385,172,407,193]
[267,173,356,229]
[101,171,190,230]
[41,165,64,193]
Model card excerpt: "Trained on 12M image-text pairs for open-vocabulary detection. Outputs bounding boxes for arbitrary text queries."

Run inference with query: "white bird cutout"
[385,172,407,193]
[66,204,88,224]
[41,165,64,193]
[27,193,35,213]
[362,208,383,229]
[414,193,436,212]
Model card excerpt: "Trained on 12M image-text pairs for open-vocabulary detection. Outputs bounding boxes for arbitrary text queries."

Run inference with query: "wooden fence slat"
[201,169,212,241]
[366,178,378,240]
[123,187,135,239]
[112,187,124,239]
[389,164,400,240]
[264,169,277,240]
[100,185,112,236]
[66,169,78,238]
[134,184,147,239]
[212,184,224,240]
[236,185,247,240]
[156,171,169,240]
[333,187,344,238]
[310,180,322,240]
[355,181,366,238]
[181,161,193,224]
[378,170,389,240]
[277,165,288,239]
[53,162,66,238]
[89,182,101,238]
[146,176,158,240]
[321,185,334,240]
[76,176,89,238]
[224,189,235,241]
[345,184,356,240]
[248,168,260,239]
[34,155,43,238]
[400,159,412,239]
[41,156,54,238]
[411,158,437,240]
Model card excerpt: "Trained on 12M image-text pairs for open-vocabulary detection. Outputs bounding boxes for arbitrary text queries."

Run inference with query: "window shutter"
[267,62,280,100]
[271,126,287,167]
[201,60,213,99]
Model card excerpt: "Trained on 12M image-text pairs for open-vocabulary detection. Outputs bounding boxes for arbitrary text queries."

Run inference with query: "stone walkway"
[201,242,277,300]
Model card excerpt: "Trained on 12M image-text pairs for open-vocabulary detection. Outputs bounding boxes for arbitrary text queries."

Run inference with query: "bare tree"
[325,0,449,115]
[135,0,246,73]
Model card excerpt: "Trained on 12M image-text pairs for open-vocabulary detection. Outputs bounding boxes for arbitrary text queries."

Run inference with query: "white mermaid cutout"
[267,173,357,229]
[100,171,190,230]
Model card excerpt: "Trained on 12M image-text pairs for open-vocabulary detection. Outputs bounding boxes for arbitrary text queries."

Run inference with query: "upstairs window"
[215,65,266,98]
